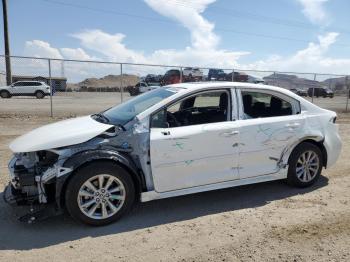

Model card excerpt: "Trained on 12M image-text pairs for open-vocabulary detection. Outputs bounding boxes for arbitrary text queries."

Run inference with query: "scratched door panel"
[237,115,305,179]
[150,121,239,192]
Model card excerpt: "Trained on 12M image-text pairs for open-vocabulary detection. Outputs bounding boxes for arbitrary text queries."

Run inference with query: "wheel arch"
[287,138,328,168]
[0,89,11,95]
[56,149,145,208]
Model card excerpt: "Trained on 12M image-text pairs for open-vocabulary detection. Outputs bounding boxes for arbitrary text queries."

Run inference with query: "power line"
[38,0,350,47]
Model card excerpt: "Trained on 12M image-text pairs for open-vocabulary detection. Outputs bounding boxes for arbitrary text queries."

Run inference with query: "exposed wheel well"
[58,159,141,208]
[290,139,328,168]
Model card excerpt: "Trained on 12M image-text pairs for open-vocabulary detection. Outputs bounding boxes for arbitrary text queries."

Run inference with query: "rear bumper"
[324,124,342,168]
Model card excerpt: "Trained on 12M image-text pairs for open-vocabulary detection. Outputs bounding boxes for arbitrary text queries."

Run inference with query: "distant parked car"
[225,72,249,82]
[161,69,182,85]
[208,69,226,81]
[0,81,51,99]
[144,74,162,84]
[182,67,203,82]
[247,75,265,84]
[129,82,161,96]
[290,88,307,97]
[308,87,334,98]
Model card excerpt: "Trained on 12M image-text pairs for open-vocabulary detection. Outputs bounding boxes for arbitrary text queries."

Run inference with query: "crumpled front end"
[3,151,72,222]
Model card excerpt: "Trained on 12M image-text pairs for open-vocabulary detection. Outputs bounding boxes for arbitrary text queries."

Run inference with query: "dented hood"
[9,116,113,153]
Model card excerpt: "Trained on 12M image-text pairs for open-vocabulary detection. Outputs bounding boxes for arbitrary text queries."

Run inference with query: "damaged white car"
[4,82,342,225]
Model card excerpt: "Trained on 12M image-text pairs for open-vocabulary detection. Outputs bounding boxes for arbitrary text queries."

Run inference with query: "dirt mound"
[69,74,140,90]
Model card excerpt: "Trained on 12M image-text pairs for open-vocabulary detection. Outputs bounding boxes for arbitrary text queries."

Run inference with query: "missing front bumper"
[3,184,61,223]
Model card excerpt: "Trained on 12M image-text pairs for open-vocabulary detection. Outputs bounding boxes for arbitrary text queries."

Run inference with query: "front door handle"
[161,131,170,136]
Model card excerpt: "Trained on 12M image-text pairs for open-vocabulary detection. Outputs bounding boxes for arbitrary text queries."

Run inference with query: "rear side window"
[241,91,293,119]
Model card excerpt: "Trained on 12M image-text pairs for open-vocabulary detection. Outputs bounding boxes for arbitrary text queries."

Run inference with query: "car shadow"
[0,176,328,250]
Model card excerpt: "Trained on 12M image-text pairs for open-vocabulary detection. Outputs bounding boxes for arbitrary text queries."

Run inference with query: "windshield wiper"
[91,113,110,124]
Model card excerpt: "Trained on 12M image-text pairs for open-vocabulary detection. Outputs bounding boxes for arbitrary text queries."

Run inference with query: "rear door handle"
[285,123,300,129]
[222,130,239,136]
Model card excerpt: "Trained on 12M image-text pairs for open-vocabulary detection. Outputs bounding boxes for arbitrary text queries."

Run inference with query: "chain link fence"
[0,55,349,117]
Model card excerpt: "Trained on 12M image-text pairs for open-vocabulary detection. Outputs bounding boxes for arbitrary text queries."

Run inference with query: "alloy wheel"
[295,150,320,183]
[77,174,126,220]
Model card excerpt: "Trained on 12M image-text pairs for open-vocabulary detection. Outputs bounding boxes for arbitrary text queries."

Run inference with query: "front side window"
[103,88,177,126]
[151,90,230,128]
[13,82,24,87]
[241,91,293,119]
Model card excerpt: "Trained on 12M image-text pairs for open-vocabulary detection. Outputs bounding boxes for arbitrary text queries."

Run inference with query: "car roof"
[167,81,293,94]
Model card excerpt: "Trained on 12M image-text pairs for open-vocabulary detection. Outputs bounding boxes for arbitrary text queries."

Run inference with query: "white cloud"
[70,29,249,68]
[242,32,350,75]
[72,30,147,63]
[144,0,218,50]
[60,47,94,60]
[24,40,63,59]
[296,0,329,24]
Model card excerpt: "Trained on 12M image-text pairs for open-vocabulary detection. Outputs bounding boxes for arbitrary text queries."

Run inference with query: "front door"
[150,89,239,192]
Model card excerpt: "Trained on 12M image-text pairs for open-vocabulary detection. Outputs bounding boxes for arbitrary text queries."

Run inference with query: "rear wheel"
[35,91,45,99]
[65,161,135,226]
[287,142,323,187]
[0,90,11,98]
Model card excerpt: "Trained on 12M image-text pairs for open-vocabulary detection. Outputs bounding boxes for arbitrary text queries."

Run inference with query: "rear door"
[236,88,305,178]
[150,89,240,192]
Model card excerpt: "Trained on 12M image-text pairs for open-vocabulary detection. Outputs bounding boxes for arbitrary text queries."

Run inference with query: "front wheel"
[0,90,11,98]
[287,142,323,187]
[65,161,135,226]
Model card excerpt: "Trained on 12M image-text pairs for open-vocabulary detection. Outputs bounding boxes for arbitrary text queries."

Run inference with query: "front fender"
[55,149,144,208]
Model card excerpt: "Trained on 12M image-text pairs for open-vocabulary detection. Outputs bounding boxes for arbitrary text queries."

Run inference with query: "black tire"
[65,161,135,226]
[287,142,323,187]
[0,90,11,98]
[35,91,45,99]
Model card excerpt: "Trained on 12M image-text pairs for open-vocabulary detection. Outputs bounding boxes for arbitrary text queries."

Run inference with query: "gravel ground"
[0,106,349,261]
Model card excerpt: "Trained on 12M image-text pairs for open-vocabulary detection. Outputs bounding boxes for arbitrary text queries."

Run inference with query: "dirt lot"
[0,95,349,262]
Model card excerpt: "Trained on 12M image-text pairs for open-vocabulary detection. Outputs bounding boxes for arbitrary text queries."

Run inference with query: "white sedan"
[5,82,342,225]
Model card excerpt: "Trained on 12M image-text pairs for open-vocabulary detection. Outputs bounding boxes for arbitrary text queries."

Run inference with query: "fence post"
[346,76,349,112]
[231,69,234,82]
[180,67,183,83]
[311,74,317,103]
[120,63,123,103]
[48,58,53,117]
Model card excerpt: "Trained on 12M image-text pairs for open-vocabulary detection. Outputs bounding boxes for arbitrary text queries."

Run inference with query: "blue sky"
[1,0,350,75]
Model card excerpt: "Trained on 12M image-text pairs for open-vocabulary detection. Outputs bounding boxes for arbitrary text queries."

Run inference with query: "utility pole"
[2,0,11,85]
